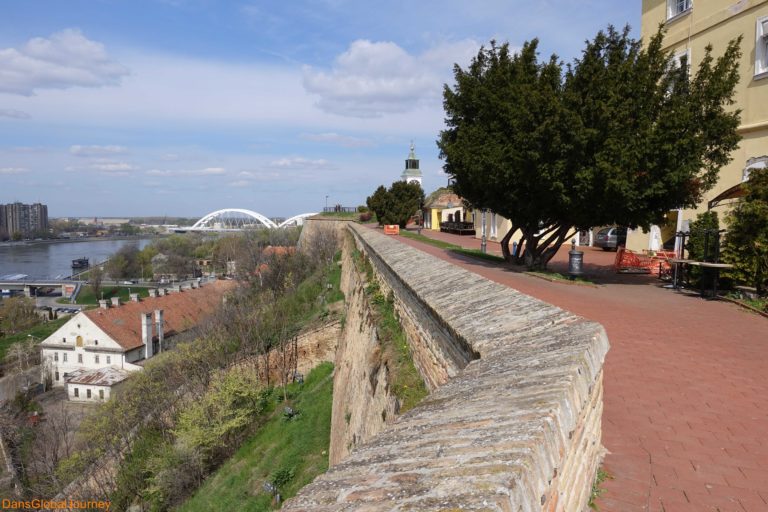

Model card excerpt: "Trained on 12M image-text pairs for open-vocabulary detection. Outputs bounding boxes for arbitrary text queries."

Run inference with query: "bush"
[686,211,720,290]
[723,166,768,294]
[359,212,373,222]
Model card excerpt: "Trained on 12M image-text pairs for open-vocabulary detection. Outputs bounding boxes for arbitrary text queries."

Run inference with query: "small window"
[74,388,79,398]
[106,355,111,364]
[87,389,92,399]
[55,371,59,381]
[77,354,83,364]
[99,389,104,399]
[54,352,59,362]
[95,339,98,345]
[63,353,67,363]
[62,337,66,343]
[667,0,692,20]
[95,355,100,364]
[756,17,768,78]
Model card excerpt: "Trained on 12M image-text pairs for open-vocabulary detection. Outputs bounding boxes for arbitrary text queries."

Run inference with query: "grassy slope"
[0,316,69,360]
[178,362,334,512]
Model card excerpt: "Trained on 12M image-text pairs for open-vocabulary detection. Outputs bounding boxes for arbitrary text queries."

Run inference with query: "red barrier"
[614,248,672,275]
[384,225,400,235]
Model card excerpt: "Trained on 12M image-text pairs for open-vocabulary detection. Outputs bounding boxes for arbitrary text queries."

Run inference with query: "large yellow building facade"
[627,0,768,251]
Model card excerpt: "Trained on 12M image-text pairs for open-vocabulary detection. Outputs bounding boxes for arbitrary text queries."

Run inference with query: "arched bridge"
[183,209,318,232]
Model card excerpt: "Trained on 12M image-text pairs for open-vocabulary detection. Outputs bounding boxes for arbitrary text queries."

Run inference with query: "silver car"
[594,227,627,251]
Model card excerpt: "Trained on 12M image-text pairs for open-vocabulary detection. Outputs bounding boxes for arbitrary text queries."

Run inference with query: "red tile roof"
[83,280,235,352]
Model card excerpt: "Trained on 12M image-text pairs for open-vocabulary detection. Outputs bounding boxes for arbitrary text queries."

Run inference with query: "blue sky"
[0,0,638,218]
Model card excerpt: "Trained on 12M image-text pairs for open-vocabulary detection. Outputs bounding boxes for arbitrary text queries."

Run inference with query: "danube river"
[0,238,153,279]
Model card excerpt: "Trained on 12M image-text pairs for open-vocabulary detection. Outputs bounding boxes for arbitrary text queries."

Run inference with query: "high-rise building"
[627,0,768,251]
[0,202,49,239]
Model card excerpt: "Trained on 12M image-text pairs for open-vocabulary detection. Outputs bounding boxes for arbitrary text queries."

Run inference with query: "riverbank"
[0,234,167,247]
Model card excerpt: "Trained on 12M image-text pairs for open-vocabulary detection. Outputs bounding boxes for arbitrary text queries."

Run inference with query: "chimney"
[98,299,109,309]
[111,296,121,307]
[148,288,158,298]
[141,312,153,359]
[154,309,164,353]
[129,293,140,302]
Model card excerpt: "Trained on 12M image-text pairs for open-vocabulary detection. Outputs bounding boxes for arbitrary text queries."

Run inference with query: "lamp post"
[325,195,329,212]
[480,209,487,254]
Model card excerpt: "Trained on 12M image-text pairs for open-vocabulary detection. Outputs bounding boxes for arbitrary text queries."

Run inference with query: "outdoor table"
[669,258,697,290]
[699,262,733,300]
[668,259,733,299]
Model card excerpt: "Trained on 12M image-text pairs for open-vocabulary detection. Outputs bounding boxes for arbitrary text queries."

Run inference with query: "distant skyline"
[0,1,638,218]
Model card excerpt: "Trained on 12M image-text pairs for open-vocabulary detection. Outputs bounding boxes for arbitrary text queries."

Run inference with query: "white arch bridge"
[182,209,318,232]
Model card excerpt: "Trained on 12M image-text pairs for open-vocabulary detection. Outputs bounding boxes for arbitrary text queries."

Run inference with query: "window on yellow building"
[757,17,768,78]
[667,0,691,20]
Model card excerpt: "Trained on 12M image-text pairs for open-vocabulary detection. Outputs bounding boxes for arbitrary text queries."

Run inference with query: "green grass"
[398,230,460,249]
[56,285,150,305]
[325,251,345,303]
[399,231,508,264]
[589,467,611,510]
[178,362,335,512]
[0,316,69,360]
[450,247,506,263]
[313,211,360,220]
[526,270,595,285]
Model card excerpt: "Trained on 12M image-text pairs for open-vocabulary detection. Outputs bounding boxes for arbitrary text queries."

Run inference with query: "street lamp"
[325,195,329,212]
[481,209,487,254]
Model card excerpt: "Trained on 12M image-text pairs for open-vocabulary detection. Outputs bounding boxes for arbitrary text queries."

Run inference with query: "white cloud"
[0,108,31,119]
[70,144,128,156]
[89,161,136,172]
[300,132,374,148]
[227,180,251,188]
[268,157,331,169]
[302,39,479,118]
[160,153,180,161]
[146,167,226,176]
[0,167,28,174]
[0,29,129,95]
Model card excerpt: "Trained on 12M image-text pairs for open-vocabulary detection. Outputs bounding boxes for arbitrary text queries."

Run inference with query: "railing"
[323,206,357,213]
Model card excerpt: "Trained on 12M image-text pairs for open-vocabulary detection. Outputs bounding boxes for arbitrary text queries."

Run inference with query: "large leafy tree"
[439,26,742,269]
[366,181,424,228]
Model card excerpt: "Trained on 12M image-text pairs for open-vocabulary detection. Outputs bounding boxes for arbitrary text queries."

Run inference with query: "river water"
[0,238,153,279]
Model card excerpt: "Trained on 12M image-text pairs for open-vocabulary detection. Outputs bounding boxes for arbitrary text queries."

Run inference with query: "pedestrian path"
[383,226,768,512]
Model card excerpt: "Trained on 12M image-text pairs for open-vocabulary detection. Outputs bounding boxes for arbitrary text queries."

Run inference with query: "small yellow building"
[423,188,471,231]
[628,0,768,251]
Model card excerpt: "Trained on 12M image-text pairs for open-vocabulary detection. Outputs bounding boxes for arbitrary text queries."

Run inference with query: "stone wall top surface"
[285,223,609,511]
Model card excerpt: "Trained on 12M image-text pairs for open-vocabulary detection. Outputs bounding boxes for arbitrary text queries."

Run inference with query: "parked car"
[594,227,627,251]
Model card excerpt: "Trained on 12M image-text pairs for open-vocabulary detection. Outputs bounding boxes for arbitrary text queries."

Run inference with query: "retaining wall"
[286,222,609,511]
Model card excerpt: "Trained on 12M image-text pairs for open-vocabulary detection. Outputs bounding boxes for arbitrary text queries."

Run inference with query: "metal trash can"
[568,242,584,279]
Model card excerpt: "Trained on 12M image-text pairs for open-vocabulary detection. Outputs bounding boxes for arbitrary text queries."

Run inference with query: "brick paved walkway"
[381,226,768,512]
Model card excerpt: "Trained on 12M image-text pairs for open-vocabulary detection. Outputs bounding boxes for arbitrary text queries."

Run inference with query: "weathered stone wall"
[285,223,609,511]
[328,235,400,465]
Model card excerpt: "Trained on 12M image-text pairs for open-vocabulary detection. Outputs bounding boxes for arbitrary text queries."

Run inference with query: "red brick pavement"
[379,226,768,512]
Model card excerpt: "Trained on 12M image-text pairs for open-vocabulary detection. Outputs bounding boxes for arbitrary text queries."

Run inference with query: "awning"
[708,182,746,210]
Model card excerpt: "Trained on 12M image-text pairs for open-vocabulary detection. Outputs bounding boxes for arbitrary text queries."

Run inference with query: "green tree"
[366,182,424,228]
[723,167,768,294]
[387,181,424,228]
[0,296,40,335]
[686,211,720,289]
[366,185,392,226]
[439,27,742,269]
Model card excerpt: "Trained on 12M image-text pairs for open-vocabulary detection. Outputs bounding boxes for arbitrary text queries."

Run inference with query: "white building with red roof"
[39,279,234,401]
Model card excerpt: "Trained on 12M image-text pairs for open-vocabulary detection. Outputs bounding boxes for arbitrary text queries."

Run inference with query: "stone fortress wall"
[288,220,609,511]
